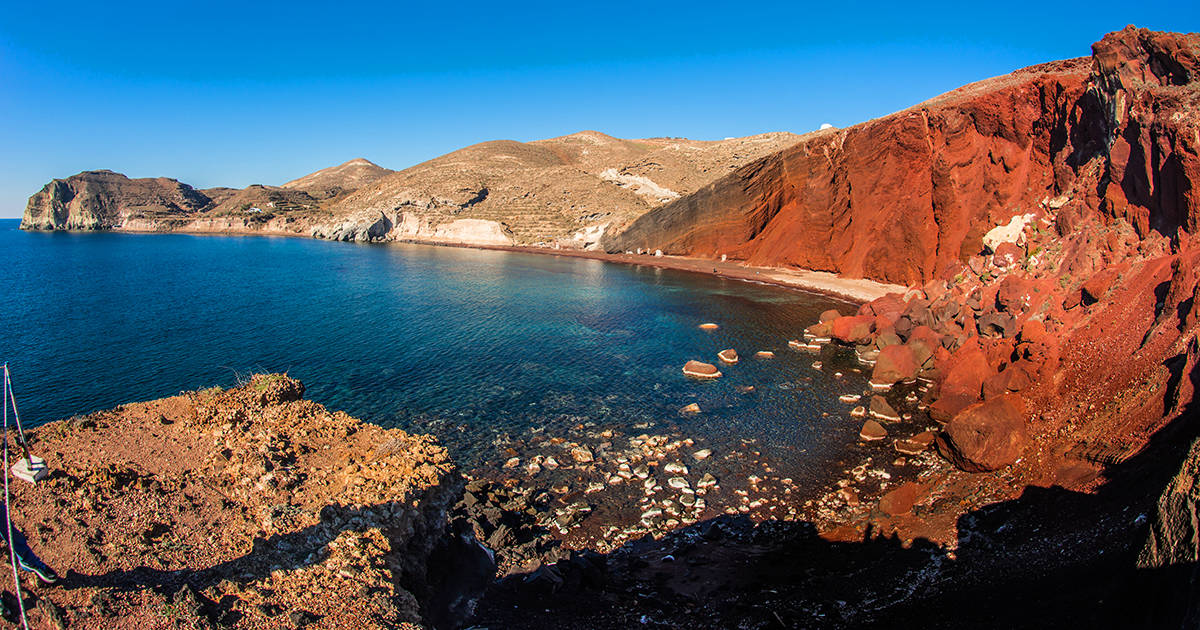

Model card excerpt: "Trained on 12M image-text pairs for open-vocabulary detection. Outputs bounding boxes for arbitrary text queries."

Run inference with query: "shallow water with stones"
[0,220,922,535]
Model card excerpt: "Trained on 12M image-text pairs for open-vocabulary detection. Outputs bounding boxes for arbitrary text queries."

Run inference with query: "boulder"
[699,323,719,330]
[805,321,833,339]
[869,396,901,421]
[903,301,935,329]
[831,315,875,344]
[936,394,1028,472]
[929,341,994,423]
[871,345,918,385]
[994,275,1037,313]
[875,330,903,349]
[571,446,595,463]
[819,309,842,323]
[992,241,1024,268]
[755,351,775,358]
[982,362,1036,398]
[1081,269,1118,305]
[717,349,739,364]
[859,420,888,441]
[879,482,925,516]
[683,361,721,379]
[932,299,961,326]
[863,293,907,319]
[977,312,1018,339]
[679,403,701,414]
[906,326,942,366]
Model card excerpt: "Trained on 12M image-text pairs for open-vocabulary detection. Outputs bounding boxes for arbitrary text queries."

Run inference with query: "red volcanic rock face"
[608,58,1098,285]
[1091,27,1200,240]
[609,29,1200,289]
[937,394,1029,472]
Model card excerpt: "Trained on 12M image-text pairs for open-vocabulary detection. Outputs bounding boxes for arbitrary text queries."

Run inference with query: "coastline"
[436,242,906,303]
[18,221,901,303]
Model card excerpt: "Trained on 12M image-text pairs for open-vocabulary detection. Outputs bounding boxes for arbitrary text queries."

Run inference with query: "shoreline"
[431,242,906,303]
[17,222,903,303]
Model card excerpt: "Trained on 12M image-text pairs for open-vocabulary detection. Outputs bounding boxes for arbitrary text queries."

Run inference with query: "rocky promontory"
[9,374,463,629]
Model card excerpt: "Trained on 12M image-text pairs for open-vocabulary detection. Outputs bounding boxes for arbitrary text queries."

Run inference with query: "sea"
[0,219,870,486]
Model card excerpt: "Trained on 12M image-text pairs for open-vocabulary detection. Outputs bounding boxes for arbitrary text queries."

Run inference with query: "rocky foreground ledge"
[8,375,461,629]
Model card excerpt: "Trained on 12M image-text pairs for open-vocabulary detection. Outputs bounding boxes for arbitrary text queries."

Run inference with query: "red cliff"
[607,27,1200,288]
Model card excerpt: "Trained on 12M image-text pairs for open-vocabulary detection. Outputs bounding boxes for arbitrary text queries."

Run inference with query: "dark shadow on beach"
[466,354,1200,629]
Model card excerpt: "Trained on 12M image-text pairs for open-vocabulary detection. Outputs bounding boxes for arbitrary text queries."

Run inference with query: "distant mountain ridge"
[21,131,802,247]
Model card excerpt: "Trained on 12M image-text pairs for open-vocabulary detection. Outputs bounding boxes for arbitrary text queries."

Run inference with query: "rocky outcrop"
[14,375,464,629]
[1139,435,1200,626]
[21,170,211,230]
[607,28,1200,288]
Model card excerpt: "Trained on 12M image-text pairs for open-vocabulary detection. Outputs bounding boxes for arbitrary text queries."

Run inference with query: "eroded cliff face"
[607,28,1200,288]
[21,170,212,230]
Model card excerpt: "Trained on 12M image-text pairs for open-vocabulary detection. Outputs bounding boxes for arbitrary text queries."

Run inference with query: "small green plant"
[253,373,286,391]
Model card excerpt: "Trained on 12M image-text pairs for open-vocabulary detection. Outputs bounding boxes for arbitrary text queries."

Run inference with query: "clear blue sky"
[0,1,1194,218]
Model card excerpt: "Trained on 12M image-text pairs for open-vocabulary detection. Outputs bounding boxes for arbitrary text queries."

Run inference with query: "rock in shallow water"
[682,360,722,379]
[860,420,888,441]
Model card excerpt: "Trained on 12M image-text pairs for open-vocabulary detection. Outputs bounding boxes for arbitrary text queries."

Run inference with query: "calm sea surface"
[0,219,868,482]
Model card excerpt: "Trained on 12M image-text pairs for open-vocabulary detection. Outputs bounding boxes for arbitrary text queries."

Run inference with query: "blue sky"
[0,1,1194,218]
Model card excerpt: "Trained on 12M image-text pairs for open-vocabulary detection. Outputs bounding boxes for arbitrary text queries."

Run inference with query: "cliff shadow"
[60,498,495,628]
[467,350,1200,629]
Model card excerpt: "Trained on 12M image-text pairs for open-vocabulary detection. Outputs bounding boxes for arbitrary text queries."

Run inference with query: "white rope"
[2,365,30,630]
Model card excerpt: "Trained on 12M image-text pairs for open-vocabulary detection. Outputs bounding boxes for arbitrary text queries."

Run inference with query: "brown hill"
[313,130,802,245]
[21,132,802,245]
[281,158,394,199]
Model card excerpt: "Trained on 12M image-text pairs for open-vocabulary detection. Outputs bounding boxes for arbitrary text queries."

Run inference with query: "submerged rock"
[683,360,722,379]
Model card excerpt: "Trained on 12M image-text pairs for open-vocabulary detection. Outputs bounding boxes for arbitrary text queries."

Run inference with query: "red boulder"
[936,394,1028,472]
[929,340,994,423]
[871,344,918,385]
[879,482,926,516]
[831,315,875,344]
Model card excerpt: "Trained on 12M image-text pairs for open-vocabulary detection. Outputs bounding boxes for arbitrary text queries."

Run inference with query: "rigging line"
[2,369,32,464]
[2,366,30,630]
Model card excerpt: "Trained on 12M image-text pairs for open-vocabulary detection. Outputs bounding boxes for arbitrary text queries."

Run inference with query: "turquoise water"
[0,219,867,480]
